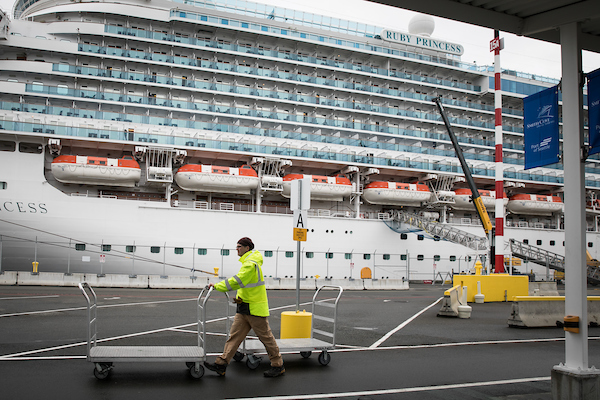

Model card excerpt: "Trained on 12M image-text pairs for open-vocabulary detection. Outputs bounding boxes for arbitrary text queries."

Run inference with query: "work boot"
[204,361,227,376]
[263,365,285,377]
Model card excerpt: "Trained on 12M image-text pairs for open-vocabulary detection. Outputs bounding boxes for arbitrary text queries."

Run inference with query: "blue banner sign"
[523,86,560,169]
[588,68,600,156]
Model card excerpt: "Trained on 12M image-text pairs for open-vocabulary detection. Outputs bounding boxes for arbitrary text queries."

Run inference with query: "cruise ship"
[0,0,597,282]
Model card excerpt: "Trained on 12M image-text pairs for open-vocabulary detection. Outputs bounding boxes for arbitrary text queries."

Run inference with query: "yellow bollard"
[475,261,483,275]
[213,267,219,276]
[280,310,312,339]
[32,261,39,273]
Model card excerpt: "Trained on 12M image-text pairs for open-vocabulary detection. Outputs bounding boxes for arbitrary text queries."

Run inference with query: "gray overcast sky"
[1,0,599,79]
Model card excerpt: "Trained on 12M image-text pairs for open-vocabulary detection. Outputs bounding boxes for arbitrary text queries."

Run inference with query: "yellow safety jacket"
[214,250,269,317]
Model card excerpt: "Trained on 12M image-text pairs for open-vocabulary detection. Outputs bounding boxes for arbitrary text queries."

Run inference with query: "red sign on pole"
[490,37,504,52]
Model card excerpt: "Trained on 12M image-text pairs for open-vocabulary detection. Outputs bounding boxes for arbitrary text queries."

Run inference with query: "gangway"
[384,210,488,251]
[509,238,600,285]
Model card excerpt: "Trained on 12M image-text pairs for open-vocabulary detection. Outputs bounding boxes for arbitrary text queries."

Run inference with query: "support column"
[552,21,600,400]
[493,30,505,273]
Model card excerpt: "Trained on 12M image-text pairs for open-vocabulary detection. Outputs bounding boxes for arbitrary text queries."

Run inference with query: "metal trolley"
[79,283,228,379]
[235,285,343,369]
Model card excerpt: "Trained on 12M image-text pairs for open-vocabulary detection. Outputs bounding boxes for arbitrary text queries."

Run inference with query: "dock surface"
[1,284,599,399]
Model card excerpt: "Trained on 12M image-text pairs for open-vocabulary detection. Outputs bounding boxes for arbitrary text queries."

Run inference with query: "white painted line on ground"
[369,297,443,348]
[230,376,552,400]
[0,295,60,301]
[0,301,311,358]
[0,297,196,318]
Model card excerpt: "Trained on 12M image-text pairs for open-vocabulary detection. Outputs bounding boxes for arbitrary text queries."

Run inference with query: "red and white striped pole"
[491,31,505,273]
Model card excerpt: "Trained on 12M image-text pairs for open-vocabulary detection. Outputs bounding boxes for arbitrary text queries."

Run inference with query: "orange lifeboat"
[51,155,141,187]
[363,181,431,206]
[507,194,564,215]
[453,188,508,210]
[175,164,259,194]
[282,174,352,201]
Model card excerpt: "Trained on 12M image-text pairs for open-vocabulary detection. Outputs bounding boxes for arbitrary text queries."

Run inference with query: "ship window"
[75,244,86,251]
[174,247,184,255]
[523,239,529,244]
[550,241,555,246]
[450,256,457,262]
[285,251,293,258]
[417,235,424,241]
[198,248,207,255]
[383,254,390,260]
[264,251,273,257]
[99,160,106,165]
[400,233,408,240]
[102,245,111,252]
[89,160,95,164]
[363,254,371,260]
[19,142,43,154]
[151,246,160,253]
[0,141,16,152]
[325,252,334,259]
[0,182,6,189]
[345,253,352,260]
[417,255,424,261]
[589,242,594,248]
[126,245,136,253]
[221,249,230,256]
[537,240,542,246]
[434,255,441,261]
[306,252,314,258]
[401,254,407,261]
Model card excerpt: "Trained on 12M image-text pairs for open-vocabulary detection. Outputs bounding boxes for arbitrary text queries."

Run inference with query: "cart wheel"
[300,351,312,359]
[93,363,111,380]
[246,355,261,370]
[189,364,204,379]
[318,351,331,366]
[233,351,245,362]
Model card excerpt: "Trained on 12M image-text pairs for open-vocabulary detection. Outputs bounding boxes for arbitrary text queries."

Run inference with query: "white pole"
[559,22,587,370]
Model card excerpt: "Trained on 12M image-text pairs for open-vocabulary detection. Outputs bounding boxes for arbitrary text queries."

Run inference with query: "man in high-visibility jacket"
[204,237,285,378]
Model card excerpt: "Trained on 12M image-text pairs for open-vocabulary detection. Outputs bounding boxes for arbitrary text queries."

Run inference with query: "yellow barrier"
[280,310,312,339]
[32,262,39,273]
[508,296,600,327]
[453,274,528,302]
[438,285,471,318]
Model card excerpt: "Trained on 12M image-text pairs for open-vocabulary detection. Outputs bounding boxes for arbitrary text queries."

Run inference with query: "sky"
[1,0,599,80]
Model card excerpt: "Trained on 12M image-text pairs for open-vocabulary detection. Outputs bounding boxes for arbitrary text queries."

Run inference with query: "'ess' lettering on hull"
[1,201,48,213]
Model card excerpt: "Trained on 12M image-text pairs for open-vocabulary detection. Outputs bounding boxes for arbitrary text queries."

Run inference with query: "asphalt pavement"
[1,283,599,399]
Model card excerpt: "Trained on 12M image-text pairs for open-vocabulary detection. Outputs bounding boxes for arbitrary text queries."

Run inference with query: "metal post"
[162,242,166,278]
[0,235,3,274]
[559,21,587,371]
[295,182,302,312]
[131,241,136,278]
[67,239,71,275]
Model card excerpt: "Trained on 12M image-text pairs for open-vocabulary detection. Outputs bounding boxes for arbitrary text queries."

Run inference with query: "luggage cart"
[79,283,229,379]
[235,285,343,369]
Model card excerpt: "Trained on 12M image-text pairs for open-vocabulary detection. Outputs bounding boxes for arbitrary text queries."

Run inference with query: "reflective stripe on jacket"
[214,250,269,316]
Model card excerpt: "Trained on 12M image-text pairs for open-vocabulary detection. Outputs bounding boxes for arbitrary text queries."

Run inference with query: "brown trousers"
[216,313,283,367]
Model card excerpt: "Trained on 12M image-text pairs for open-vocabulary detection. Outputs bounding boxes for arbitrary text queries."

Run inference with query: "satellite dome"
[408,14,435,37]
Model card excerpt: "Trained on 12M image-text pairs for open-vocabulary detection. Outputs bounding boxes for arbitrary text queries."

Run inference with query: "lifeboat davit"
[507,194,564,215]
[175,164,259,194]
[453,188,508,210]
[363,181,431,206]
[51,155,141,187]
[282,174,352,201]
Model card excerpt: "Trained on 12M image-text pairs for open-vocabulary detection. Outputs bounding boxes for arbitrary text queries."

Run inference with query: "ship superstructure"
[0,0,598,281]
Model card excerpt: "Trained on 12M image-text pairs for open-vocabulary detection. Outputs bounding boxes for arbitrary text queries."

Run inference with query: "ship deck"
[1,284,599,399]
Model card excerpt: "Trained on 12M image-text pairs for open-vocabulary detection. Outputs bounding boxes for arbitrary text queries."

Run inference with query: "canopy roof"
[369,0,600,53]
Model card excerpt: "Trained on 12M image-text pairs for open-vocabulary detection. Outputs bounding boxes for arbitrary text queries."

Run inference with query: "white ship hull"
[0,0,598,282]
